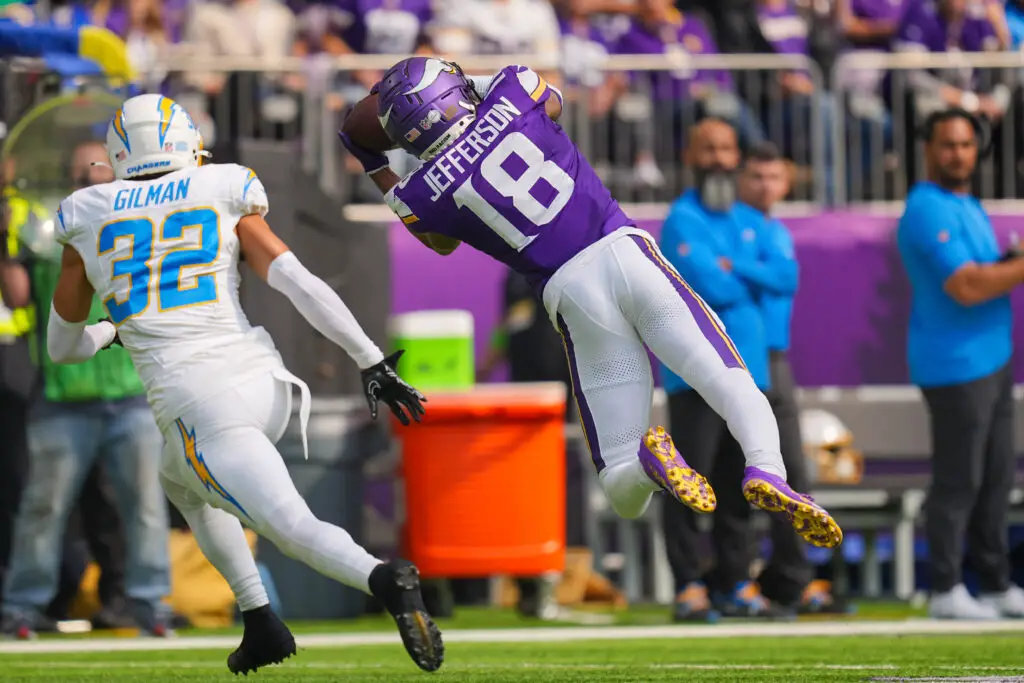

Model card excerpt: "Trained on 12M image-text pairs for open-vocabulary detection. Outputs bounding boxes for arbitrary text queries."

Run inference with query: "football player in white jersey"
[45,94,444,674]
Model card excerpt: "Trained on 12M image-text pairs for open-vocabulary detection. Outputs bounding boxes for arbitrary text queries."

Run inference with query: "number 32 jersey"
[56,163,285,428]
[385,65,632,291]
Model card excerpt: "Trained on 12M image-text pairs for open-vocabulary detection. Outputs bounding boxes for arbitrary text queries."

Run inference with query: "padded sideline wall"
[236,140,391,396]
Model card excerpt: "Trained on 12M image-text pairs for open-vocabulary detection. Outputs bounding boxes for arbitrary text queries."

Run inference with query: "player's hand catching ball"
[361,350,427,425]
[338,130,389,175]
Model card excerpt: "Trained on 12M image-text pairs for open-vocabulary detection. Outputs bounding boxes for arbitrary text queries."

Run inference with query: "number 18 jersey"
[385,65,632,291]
[56,163,284,428]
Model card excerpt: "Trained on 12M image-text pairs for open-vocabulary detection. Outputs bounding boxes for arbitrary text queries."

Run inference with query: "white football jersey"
[56,163,284,428]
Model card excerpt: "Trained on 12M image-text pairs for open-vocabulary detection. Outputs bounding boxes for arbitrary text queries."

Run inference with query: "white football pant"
[159,371,381,611]
[548,231,784,519]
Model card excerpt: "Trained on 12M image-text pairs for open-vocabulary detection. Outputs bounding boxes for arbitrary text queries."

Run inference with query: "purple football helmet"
[376,57,478,160]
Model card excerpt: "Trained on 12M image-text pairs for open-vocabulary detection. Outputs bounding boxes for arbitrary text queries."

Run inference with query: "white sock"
[599,457,656,519]
[698,368,788,481]
[744,452,787,480]
[181,505,269,611]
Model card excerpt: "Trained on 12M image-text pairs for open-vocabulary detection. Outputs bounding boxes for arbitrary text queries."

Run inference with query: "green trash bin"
[388,310,474,389]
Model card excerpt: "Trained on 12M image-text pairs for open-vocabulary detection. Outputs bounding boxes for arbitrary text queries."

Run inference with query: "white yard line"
[3,662,1024,673]
[0,619,1023,655]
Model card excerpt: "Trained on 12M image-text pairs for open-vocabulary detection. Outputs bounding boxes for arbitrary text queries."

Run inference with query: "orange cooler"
[398,382,567,578]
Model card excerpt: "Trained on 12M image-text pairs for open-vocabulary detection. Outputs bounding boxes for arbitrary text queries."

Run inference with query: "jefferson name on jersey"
[385,65,631,291]
[422,96,522,201]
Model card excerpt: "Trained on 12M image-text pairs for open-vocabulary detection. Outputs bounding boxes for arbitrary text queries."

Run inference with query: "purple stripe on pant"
[629,234,745,370]
[557,314,606,473]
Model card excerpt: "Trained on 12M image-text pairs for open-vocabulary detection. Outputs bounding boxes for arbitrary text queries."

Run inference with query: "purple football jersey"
[612,14,733,101]
[757,1,811,56]
[336,0,433,54]
[895,0,998,52]
[385,65,633,291]
[851,0,907,21]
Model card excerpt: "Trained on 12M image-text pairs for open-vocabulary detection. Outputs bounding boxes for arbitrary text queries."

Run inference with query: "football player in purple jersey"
[339,57,842,549]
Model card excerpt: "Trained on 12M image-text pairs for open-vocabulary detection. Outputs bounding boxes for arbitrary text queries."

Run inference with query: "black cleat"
[369,560,444,672]
[227,605,297,675]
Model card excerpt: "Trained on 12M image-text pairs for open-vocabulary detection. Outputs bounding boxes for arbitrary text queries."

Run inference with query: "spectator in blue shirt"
[657,119,785,622]
[896,108,1024,620]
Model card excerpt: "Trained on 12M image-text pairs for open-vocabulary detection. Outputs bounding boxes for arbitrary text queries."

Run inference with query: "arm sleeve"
[660,208,749,308]
[901,198,973,282]
[731,220,799,295]
[47,304,117,364]
[467,74,497,98]
[266,251,385,369]
[55,197,74,245]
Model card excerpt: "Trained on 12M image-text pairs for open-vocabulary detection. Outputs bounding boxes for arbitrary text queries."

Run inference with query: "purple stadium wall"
[389,212,1024,387]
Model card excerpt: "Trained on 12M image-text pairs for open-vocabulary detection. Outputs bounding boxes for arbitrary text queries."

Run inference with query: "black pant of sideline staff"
[755,351,813,605]
[0,388,28,603]
[661,390,751,597]
[921,362,1016,595]
[46,462,129,623]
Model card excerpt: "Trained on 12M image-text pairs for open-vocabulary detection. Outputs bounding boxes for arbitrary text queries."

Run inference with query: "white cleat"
[929,584,1001,620]
[978,584,1024,618]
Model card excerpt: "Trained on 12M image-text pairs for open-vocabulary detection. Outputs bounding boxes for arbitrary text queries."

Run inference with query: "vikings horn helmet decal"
[375,57,478,160]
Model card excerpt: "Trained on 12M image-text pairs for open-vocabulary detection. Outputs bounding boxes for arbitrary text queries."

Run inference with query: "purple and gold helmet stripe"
[112,108,131,153]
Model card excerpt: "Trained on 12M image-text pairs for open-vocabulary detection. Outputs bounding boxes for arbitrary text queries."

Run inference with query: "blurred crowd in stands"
[3,0,1023,201]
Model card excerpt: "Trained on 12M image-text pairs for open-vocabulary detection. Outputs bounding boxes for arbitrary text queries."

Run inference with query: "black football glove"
[98,318,122,349]
[360,350,426,426]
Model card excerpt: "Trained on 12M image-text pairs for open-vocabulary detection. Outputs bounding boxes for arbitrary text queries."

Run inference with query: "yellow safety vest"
[0,193,40,337]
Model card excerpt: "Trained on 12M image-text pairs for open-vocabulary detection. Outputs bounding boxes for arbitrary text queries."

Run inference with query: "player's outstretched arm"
[48,245,118,364]
[237,213,385,368]
[237,213,427,424]
[337,130,460,256]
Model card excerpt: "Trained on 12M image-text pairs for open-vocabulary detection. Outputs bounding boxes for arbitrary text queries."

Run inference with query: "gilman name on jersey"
[425,97,522,202]
[113,177,192,212]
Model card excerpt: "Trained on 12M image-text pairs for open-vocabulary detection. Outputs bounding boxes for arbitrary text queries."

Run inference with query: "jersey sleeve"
[385,176,429,233]
[54,196,76,246]
[234,165,270,218]
[900,194,973,282]
[486,65,562,111]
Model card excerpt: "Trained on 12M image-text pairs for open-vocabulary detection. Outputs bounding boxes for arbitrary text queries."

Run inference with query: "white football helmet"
[106,94,205,180]
[799,409,864,485]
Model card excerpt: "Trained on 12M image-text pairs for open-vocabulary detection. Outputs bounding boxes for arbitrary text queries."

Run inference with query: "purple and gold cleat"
[640,427,717,512]
[742,466,843,548]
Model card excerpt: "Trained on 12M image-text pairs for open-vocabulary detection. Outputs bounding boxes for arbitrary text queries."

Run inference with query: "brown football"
[342,93,395,152]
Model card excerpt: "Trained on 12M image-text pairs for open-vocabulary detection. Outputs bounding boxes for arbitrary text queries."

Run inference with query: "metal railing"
[142,52,829,205]
[831,50,1024,205]
[14,49,1024,209]
[2,52,829,207]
